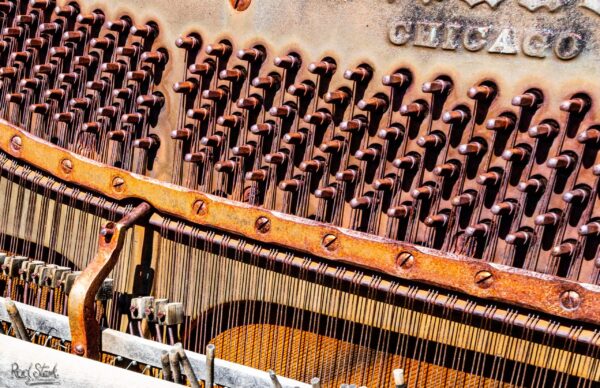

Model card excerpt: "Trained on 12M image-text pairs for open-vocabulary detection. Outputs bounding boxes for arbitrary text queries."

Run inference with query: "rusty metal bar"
[0,120,599,325]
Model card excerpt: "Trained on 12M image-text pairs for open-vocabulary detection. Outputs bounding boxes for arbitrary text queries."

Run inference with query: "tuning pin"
[29,103,50,115]
[373,177,395,191]
[308,60,336,76]
[433,162,459,178]
[535,212,561,226]
[113,88,133,100]
[97,106,118,119]
[336,169,358,182]
[137,94,165,109]
[219,68,246,82]
[77,11,105,26]
[250,123,275,136]
[382,72,409,88]
[252,75,280,90]
[551,242,576,257]
[417,133,444,149]
[528,122,559,139]
[350,196,372,209]
[517,178,545,194]
[400,102,426,118]
[6,93,25,105]
[176,35,200,50]
[202,87,228,101]
[101,62,126,75]
[355,147,379,162]
[315,187,337,199]
[467,84,496,100]
[245,169,267,181]
[205,42,232,57]
[107,18,131,33]
[232,144,254,157]
[378,126,403,141]
[511,92,540,108]
[320,140,343,154]
[189,61,214,76]
[283,132,306,145]
[357,96,388,113]
[442,110,469,125]
[451,192,476,207]
[563,187,589,204]
[122,113,144,125]
[387,205,413,218]
[274,54,301,69]
[237,47,265,62]
[217,115,242,128]
[502,146,530,163]
[324,89,350,105]
[393,155,420,170]
[344,66,372,82]
[577,128,600,144]
[133,136,159,150]
[579,221,600,236]
[116,45,140,58]
[486,116,514,131]
[476,171,501,186]
[214,160,236,173]
[422,79,451,94]
[288,82,315,98]
[299,159,324,173]
[82,122,100,134]
[69,97,91,110]
[279,179,301,192]
[340,118,366,132]
[304,111,332,126]
[491,201,517,216]
[593,164,600,176]
[505,231,532,245]
[30,0,53,11]
[411,186,434,200]
[547,154,576,169]
[237,96,262,110]
[264,152,286,165]
[560,97,587,114]
[201,134,223,147]
[424,214,448,227]
[184,152,206,163]
[465,223,489,237]
[170,128,191,140]
[458,141,486,156]
[269,104,296,119]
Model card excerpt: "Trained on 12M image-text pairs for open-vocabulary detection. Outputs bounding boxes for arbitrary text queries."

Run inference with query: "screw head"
[112,176,125,192]
[74,344,85,355]
[560,290,581,311]
[230,0,252,11]
[322,234,339,251]
[192,200,207,216]
[10,136,21,152]
[396,252,414,269]
[475,270,494,289]
[255,216,271,233]
[60,159,73,174]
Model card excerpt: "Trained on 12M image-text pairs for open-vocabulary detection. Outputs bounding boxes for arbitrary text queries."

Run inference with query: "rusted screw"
[230,0,251,11]
[192,199,207,216]
[10,136,21,152]
[255,216,271,233]
[61,159,73,174]
[100,222,115,241]
[112,176,125,192]
[322,234,339,251]
[475,270,494,289]
[74,344,85,355]
[396,252,414,269]
[560,290,581,311]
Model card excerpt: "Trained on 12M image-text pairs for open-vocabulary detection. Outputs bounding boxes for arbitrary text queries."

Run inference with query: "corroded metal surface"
[3,120,600,324]
[67,202,151,359]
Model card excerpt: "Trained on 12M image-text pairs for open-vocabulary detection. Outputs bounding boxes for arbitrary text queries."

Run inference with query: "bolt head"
[192,199,207,216]
[396,252,414,269]
[112,177,125,192]
[255,216,271,233]
[560,290,581,311]
[230,0,252,11]
[61,159,73,174]
[322,234,339,251]
[10,135,21,152]
[74,344,85,355]
[475,270,494,289]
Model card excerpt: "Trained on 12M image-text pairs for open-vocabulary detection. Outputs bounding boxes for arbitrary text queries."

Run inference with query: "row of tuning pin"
[0,0,166,173]
[130,296,184,327]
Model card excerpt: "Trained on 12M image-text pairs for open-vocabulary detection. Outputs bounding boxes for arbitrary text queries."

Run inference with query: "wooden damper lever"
[67,202,152,359]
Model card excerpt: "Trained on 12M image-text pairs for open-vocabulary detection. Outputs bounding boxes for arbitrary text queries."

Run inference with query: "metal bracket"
[67,202,152,359]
